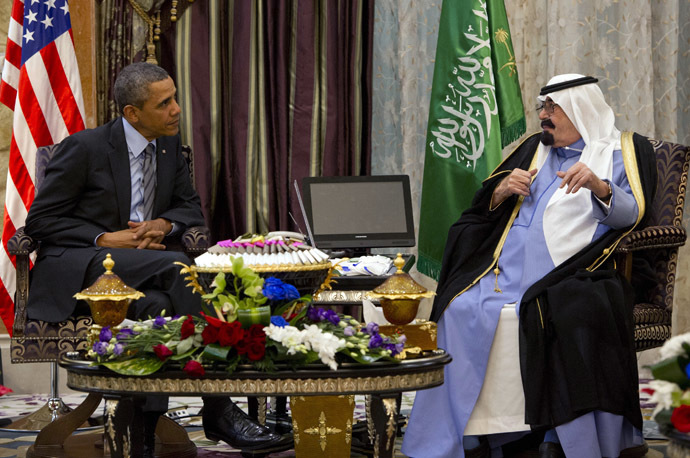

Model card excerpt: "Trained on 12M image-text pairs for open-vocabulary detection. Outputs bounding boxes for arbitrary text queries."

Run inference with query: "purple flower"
[307,306,329,322]
[153,316,167,329]
[365,322,379,335]
[383,343,397,353]
[113,343,124,356]
[116,328,135,340]
[270,315,289,327]
[394,343,405,355]
[398,334,407,345]
[343,326,355,337]
[99,326,112,342]
[368,333,383,349]
[324,309,340,326]
[93,341,108,356]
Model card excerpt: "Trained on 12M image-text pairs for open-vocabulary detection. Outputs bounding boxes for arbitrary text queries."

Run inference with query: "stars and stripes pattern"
[0,0,85,334]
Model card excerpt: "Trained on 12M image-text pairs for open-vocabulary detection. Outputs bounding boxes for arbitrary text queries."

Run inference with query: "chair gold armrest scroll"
[7,226,38,338]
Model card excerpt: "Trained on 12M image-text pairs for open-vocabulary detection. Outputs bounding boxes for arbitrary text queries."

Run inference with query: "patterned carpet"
[0,393,413,457]
[0,386,673,457]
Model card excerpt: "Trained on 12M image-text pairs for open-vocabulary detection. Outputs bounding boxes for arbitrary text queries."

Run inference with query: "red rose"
[153,344,173,361]
[218,321,244,347]
[672,405,690,433]
[247,340,266,361]
[235,338,249,355]
[181,315,195,339]
[202,324,219,345]
[183,360,205,377]
[247,324,266,342]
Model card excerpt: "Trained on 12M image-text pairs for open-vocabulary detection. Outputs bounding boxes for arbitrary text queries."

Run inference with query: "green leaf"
[171,345,198,361]
[102,356,166,376]
[201,344,231,362]
[225,354,240,374]
[342,349,395,365]
[651,357,689,388]
[215,272,227,291]
[253,358,276,372]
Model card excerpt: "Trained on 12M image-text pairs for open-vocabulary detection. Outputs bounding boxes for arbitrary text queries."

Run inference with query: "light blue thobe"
[402,139,645,458]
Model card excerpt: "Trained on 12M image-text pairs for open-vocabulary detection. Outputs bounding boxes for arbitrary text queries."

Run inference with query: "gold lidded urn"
[368,253,435,326]
[73,254,144,345]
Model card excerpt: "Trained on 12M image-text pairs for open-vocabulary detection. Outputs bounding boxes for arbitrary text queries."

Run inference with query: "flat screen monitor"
[300,175,415,252]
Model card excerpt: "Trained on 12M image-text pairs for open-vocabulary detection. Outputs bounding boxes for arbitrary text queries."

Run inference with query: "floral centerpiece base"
[86,257,406,377]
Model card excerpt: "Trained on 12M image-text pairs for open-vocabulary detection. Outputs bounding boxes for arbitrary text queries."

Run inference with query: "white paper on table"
[362,299,390,325]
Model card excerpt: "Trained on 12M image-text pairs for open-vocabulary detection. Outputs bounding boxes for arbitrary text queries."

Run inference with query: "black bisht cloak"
[429,132,657,431]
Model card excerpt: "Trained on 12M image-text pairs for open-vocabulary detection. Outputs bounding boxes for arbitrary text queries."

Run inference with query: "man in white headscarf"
[402,75,657,458]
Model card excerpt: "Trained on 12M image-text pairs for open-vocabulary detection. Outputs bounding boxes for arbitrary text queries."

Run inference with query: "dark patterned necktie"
[142,143,156,220]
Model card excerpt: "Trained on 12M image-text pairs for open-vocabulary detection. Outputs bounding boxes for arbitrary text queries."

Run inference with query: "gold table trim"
[66,368,445,396]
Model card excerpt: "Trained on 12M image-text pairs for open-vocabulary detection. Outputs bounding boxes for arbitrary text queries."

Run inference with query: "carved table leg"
[103,396,133,458]
[369,393,400,458]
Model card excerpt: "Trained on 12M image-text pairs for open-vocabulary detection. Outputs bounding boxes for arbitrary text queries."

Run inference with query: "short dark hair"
[113,63,170,114]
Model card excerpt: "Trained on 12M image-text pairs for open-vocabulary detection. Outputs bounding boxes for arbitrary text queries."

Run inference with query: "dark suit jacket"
[24,117,205,322]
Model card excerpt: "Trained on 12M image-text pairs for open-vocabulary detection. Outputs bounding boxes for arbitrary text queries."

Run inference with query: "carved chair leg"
[32,392,103,449]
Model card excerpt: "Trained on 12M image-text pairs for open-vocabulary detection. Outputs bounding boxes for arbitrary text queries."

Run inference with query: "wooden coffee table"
[25,349,451,458]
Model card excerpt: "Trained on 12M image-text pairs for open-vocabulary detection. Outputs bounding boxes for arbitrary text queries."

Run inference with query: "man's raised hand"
[491,168,538,208]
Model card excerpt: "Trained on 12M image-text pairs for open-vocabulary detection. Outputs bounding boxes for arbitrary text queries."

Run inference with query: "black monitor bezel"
[301,175,416,250]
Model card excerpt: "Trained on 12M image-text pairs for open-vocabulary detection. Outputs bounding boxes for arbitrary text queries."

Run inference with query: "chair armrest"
[7,227,38,256]
[614,225,687,253]
[182,225,210,258]
[7,227,37,338]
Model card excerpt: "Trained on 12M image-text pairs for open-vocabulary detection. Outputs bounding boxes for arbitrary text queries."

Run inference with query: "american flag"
[0,0,85,334]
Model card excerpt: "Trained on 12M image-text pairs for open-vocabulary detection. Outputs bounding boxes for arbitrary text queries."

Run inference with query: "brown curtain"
[97,0,194,123]
[162,0,374,242]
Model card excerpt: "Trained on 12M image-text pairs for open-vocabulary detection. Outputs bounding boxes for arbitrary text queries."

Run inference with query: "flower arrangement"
[646,333,690,433]
[87,261,405,377]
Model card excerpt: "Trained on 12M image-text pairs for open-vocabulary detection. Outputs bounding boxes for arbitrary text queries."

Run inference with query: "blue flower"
[93,341,109,356]
[263,277,301,301]
[153,316,167,329]
[271,315,289,327]
[99,326,112,342]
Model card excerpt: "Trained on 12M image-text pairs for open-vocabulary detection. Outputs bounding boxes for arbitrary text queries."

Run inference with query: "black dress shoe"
[202,400,281,450]
[619,442,649,457]
[539,441,566,458]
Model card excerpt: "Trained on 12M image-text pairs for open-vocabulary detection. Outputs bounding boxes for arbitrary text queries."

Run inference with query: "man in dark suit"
[24,63,281,453]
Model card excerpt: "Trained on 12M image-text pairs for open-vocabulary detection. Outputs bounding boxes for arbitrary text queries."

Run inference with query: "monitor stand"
[325,248,370,258]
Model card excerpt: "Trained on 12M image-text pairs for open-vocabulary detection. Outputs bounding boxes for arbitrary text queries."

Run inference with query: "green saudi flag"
[417,0,526,280]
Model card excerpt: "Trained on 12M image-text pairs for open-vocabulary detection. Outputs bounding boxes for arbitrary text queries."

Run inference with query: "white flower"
[648,379,682,416]
[265,324,346,370]
[659,333,690,360]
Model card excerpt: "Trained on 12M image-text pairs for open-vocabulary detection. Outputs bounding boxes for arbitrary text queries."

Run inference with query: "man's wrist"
[596,180,612,204]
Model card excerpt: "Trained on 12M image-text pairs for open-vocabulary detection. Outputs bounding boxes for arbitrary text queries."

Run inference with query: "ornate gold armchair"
[6,144,209,430]
[615,138,690,351]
